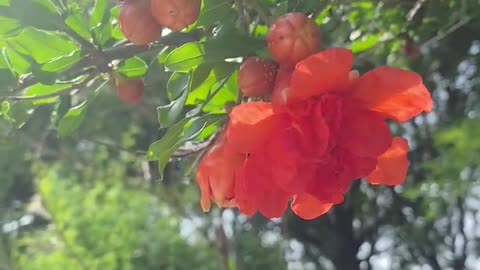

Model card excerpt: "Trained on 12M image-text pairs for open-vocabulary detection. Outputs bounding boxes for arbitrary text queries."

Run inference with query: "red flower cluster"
[197,13,433,220]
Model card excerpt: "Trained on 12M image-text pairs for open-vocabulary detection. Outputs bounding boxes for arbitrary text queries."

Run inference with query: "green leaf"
[58,100,88,137]
[194,0,232,27]
[187,62,237,106]
[24,83,72,97]
[183,114,225,141]
[167,72,190,100]
[95,22,113,46]
[0,0,62,31]
[65,7,92,41]
[158,84,189,128]
[90,0,109,29]
[0,48,12,69]
[41,50,82,73]
[0,48,16,92]
[190,64,213,91]
[147,117,191,179]
[158,73,191,127]
[351,34,381,53]
[148,114,225,179]
[111,24,125,40]
[164,29,265,72]
[117,57,148,79]
[201,71,237,114]
[315,5,332,25]
[4,47,30,74]
[0,16,22,38]
[8,28,78,64]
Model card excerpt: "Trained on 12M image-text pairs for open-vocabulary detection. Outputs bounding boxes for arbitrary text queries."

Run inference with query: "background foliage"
[0,0,480,269]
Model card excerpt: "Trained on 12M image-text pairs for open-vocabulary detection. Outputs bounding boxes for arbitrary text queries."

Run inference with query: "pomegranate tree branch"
[2,31,201,101]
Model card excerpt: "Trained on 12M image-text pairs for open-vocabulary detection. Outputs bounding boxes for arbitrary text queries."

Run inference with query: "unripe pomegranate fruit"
[119,0,163,45]
[238,57,278,97]
[116,79,145,104]
[267,13,322,67]
[151,0,201,31]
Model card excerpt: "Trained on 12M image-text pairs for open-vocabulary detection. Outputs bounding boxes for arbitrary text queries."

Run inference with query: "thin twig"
[78,137,148,156]
[62,26,98,52]
[422,17,472,48]
[1,73,97,101]
[1,31,201,101]
[406,0,427,22]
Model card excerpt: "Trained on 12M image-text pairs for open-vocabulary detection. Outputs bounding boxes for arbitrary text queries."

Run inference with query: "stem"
[62,26,98,52]
[2,73,97,101]
[3,31,201,101]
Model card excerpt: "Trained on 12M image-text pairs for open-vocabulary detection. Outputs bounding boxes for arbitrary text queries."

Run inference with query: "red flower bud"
[267,12,322,67]
[151,0,201,31]
[238,57,278,97]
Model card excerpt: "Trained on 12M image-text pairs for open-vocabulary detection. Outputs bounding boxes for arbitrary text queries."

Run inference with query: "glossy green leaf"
[90,0,109,29]
[159,73,191,127]
[186,62,237,106]
[24,83,72,97]
[190,64,213,91]
[111,24,124,40]
[167,72,190,100]
[0,48,11,68]
[147,117,191,179]
[41,50,82,73]
[95,22,113,46]
[8,28,77,64]
[194,0,232,27]
[148,114,225,179]
[164,29,265,72]
[58,100,88,137]
[4,47,31,74]
[65,8,92,41]
[0,16,22,38]
[201,71,237,114]
[117,57,148,79]
[0,0,62,31]
[158,87,189,128]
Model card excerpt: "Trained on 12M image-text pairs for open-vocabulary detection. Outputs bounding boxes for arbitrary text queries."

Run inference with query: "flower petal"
[272,68,294,107]
[338,106,392,158]
[197,136,244,211]
[238,153,292,219]
[350,67,433,123]
[291,193,333,220]
[226,102,280,154]
[367,137,411,186]
[288,48,354,103]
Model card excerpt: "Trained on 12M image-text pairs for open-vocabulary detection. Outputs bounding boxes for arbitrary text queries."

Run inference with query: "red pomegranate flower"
[197,48,432,220]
